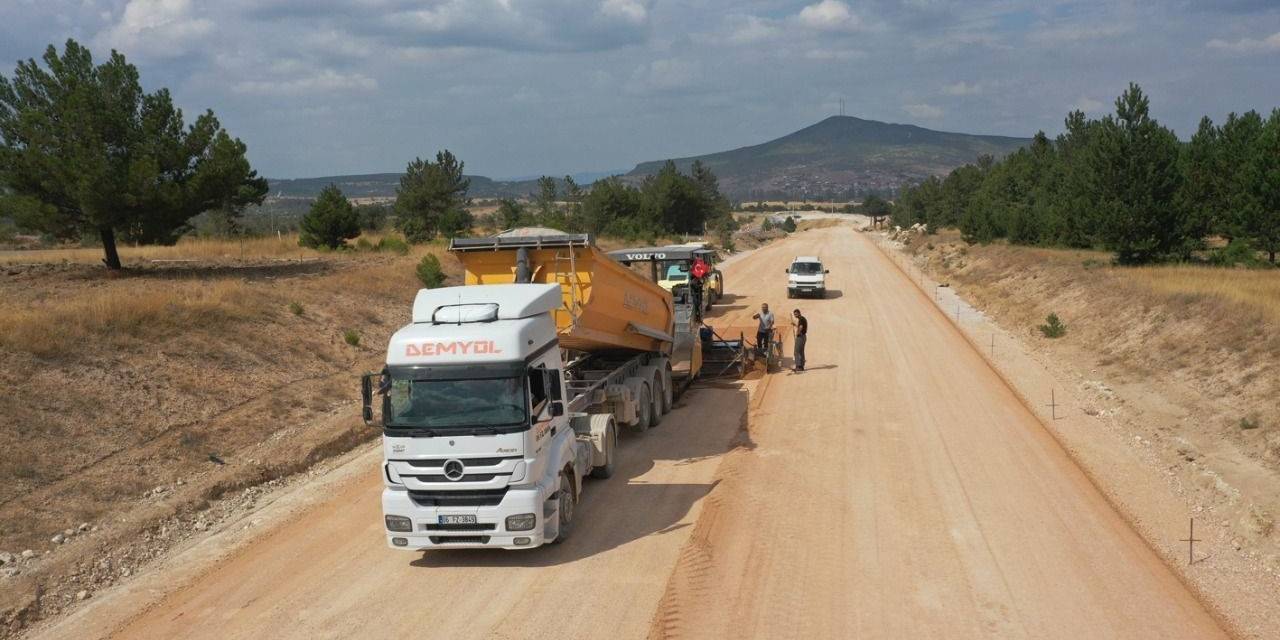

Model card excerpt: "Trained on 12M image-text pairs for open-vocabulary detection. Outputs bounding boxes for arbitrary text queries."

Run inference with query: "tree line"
[488,160,735,239]
[299,156,737,249]
[891,83,1280,265]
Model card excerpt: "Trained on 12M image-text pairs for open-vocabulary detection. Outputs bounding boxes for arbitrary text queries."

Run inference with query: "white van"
[786,256,829,298]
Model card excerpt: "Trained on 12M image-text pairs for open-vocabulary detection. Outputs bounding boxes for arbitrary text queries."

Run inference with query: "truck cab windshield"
[664,264,689,282]
[386,376,527,429]
[790,262,822,274]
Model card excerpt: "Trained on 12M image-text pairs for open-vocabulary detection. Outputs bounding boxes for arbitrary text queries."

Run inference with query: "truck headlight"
[505,513,536,531]
[385,515,413,532]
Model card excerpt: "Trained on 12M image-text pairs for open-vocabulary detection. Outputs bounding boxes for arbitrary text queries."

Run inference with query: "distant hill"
[627,116,1030,200]
[266,173,551,201]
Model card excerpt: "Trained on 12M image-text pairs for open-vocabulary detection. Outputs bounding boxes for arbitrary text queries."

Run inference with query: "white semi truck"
[362,233,700,550]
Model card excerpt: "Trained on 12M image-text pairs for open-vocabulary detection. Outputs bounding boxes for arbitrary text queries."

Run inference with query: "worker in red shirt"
[689,256,710,320]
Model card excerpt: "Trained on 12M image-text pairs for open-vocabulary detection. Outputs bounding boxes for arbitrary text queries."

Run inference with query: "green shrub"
[1038,313,1066,338]
[288,301,304,316]
[343,329,360,346]
[781,216,797,232]
[376,235,409,255]
[1239,416,1260,430]
[416,254,446,288]
[1210,239,1266,268]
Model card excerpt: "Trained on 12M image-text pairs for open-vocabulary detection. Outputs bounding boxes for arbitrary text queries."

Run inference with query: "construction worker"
[751,303,774,358]
[791,309,807,371]
[689,268,705,321]
[689,256,710,320]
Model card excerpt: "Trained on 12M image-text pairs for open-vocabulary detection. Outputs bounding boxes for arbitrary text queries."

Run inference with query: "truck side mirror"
[549,401,565,417]
[360,372,382,427]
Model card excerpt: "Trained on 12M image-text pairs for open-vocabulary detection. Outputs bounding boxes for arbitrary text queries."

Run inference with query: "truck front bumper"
[382,485,549,551]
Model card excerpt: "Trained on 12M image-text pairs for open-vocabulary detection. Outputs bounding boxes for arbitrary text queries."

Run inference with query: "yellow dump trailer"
[449,233,675,354]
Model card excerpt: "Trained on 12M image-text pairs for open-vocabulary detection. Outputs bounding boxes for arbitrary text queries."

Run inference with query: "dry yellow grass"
[1126,266,1280,323]
[0,280,261,356]
[0,233,420,265]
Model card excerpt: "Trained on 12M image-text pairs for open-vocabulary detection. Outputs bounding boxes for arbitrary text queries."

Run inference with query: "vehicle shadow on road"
[411,385,751,568]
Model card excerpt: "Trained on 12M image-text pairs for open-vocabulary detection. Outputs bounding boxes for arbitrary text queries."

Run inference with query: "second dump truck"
[363,233,699,550]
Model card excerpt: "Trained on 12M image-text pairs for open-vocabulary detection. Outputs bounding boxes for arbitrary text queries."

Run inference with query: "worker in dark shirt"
[689,271,704,321]
[791,309,808,371]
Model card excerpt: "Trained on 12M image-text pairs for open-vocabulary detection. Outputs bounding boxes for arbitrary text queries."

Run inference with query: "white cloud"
[511,86,542,103]
[233,69,377,96]
[903,103,943,119]
[725,15,780,44]
[627,58,700,94]
[913,31,1009,54]
[797,0,863,33]
[1207,31,1280,54]
[600,0,647,25]
[804,48,865,61]
[1029,23,1132,44]
[96,0,213,58]
[941,81,981,96]
[1071,96,1105,113]
[373,0,651,53]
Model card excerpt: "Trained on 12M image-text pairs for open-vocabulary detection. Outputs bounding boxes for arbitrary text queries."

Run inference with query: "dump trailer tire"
[661,362,674,412]
[589,419,617,479]
[628,383,652,433]
[649,372,665,426]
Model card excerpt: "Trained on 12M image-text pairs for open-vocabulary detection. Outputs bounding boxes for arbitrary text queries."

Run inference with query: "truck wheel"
[551,469,575,544]
[630,384,652,433]
[661,364,674,413]
[590,424,616,479]
[649,374,665,426]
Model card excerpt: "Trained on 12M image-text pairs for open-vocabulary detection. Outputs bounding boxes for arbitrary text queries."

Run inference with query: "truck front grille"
[408,488,509,507]
[424,523,497,532]
[429,535,491,544]
[405,456,519,468]
[406,473,502,483]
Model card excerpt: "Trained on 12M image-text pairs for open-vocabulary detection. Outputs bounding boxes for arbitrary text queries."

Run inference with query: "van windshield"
[790,262,823,274]
[385,376,527,429]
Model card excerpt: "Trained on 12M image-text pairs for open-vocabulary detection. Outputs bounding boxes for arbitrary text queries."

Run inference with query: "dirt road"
[35,226,1227,639]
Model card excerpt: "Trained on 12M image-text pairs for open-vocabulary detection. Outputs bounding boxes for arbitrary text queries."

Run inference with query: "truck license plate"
[438,515,477,525]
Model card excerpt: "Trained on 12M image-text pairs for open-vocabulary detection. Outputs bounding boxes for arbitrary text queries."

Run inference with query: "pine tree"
[1176,116,1223,258]
[0,40,266,269]
[1087,83,1185,264]
[299,184,360,249]
[1249,109,1280,263]
[394,150,471,242]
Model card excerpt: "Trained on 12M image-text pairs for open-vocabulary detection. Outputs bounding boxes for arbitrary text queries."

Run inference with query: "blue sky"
[2,0,1278,179]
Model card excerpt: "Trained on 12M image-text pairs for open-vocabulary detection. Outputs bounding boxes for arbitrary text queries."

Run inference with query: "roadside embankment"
[877,228,1280,639]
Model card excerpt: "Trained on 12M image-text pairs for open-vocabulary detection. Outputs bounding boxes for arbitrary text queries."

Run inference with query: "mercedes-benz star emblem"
[442,459,465,482]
